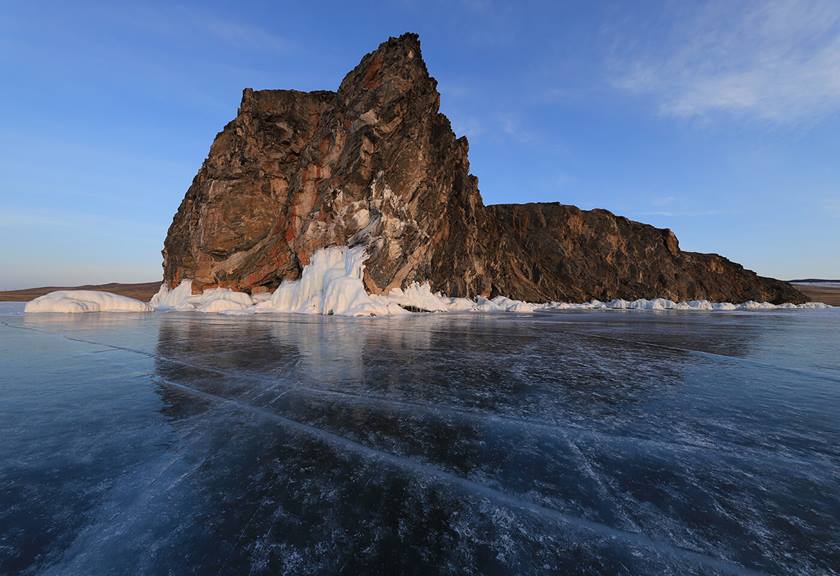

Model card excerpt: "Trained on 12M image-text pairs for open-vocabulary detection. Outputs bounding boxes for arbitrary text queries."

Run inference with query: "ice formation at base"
[150,281,254,313]
[24,291,151,313]
[24,246,832,315]
[256,246,407,316]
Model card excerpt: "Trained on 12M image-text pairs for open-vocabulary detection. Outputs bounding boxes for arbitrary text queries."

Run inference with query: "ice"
[149,281,254,312]
[24,290,151,313]
[379,283,538,313]
[541,297,830,312]
[256,246,406,316]
[379,282,453,312]
[2,308,839,574]
[149,279,194,310]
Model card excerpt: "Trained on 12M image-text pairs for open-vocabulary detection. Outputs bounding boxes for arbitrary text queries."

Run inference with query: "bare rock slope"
[162,33,805,304]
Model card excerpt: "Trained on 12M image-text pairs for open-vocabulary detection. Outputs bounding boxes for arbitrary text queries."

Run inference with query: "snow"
[149,281,254,313]
[252,292,273,304]
[24,291,151,313]
[149,280,194,310]
[23,246,834,315]
[253,246,407,316]
[376,283,541,313]
[537,298,829,312]
[381,282,453,312]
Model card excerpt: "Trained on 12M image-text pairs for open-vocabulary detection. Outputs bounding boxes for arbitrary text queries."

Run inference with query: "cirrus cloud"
[610,0,840,123]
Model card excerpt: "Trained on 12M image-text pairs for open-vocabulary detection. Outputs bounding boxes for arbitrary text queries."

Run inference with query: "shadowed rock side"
[162,33,806,304]
[483,204,804,303]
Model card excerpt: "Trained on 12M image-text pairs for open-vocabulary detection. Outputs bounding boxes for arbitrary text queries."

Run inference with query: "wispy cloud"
[636,210,724,218]
[610,0,840,123]
[129,4,290,54]
[627,194,728,218]
[650,195,676,208]
[498,113,537,143]
[192,12,289,53]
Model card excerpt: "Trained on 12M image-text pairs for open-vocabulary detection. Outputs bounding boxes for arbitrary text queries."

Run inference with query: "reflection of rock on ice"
[267,315,436,386]
[154,312,435,390]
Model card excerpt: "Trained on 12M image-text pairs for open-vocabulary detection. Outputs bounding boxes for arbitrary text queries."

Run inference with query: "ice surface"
[2,307,839,574]
[24,290,151,313]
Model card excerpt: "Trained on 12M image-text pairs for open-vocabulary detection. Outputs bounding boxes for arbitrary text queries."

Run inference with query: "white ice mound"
[258,246,407,316]
[25,291,151,313]
[382,282,452,312]
[540,298,830,311]
[380,282,475,312]
[149,281,254,313]
[149,280,194,310]
[377,283,538,313]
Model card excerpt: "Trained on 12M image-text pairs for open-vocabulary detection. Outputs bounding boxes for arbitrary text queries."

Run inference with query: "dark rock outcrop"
[162,33,806,304]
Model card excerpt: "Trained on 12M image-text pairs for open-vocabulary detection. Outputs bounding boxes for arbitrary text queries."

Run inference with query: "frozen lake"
[1,303,839,575]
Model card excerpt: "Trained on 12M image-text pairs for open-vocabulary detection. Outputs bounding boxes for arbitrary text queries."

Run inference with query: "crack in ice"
[151,375,768,576]
[3,320,834,472]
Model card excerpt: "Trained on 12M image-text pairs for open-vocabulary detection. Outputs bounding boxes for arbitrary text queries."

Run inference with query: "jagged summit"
[339,33,434,107]
[161,33,806,304]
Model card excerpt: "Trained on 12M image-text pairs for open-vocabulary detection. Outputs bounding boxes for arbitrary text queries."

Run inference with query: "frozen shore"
[25,247,832,315]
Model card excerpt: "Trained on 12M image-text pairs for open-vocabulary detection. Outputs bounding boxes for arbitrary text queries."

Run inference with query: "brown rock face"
[482,204,803,303]
[162,33,806,305]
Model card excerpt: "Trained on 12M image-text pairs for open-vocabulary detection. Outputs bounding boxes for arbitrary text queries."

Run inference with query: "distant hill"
[789,282,840,306]
[0,282,161,302]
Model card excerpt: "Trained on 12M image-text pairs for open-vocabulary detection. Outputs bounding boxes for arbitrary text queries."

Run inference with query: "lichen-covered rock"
[162,33,806,305]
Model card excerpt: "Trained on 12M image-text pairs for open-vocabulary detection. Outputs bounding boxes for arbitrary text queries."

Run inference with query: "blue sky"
[1,0,838,289]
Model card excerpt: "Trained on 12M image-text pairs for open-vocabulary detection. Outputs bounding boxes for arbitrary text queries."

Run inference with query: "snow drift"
[24,291,151,313]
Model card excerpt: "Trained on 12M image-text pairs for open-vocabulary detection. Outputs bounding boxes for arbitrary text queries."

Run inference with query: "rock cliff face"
[162,33,806,304]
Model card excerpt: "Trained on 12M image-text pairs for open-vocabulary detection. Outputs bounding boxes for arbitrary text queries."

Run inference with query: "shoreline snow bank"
[159,246,830,316]
[541,298,829,311]
[24,246,833,315]
[24,291,151,313]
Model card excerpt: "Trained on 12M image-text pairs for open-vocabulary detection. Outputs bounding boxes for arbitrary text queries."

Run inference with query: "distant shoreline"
[0,282,161,302]
[790,283,840,306]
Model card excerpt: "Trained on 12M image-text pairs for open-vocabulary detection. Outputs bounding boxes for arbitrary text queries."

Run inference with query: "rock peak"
[338,32,437,114]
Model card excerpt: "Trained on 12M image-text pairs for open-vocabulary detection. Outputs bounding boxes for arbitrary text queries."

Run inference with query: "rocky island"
[162,33,805,305]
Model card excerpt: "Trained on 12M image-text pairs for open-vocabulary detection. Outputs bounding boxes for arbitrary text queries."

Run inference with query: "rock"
[482,203,804,304]
[162,33,807,305]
